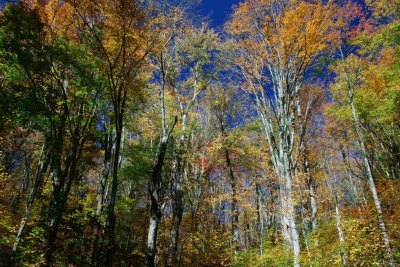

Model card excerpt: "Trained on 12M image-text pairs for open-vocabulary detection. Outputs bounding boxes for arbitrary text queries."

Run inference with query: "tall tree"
[227,0,340,264]
[208,82,241,252]
[66,0,155,263]
[0,3,103,264]
[164,23,221,266]
[330,54,396,266]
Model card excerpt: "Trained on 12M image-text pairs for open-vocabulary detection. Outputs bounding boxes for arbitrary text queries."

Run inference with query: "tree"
[226,0,340,265]
[65,0,155,263]
[0,1,400,266]
[207,82,241,252]
[163,23,221,266]
[329,52,396,266]
[0,2,103,264]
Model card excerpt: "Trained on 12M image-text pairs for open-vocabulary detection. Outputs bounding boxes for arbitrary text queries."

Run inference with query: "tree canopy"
[0,0,399,266]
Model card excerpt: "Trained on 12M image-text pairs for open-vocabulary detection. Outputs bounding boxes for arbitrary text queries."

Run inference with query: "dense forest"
[0,0,399,266]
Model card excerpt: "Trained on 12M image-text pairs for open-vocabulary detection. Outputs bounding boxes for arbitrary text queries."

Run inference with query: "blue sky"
[200,0,242,27]
[0,0,242,27]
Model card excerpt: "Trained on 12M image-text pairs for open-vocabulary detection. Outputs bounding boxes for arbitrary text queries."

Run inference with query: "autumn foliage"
[0,0,399,266]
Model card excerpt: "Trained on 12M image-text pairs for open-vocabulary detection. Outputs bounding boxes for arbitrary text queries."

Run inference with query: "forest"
[0,0,399,266]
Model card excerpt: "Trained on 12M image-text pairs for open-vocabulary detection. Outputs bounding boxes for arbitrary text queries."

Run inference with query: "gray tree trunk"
[300,203,312,267]
[147,128,176,267]
[334,198,346,266]
[348,90,395,266]
[148,55,177,266]
[326,163,347,267]
[13,143,48,253]
[256,184,264,257]
[225,147,239,252]
[168,72,204,265]
[304,156,317,231]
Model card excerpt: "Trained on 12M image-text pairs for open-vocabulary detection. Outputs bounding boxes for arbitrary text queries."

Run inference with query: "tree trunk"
[286,184,300,267]
[334,197,346,266]
[300,203,312,267]
[167,114,187,266]
[148,115,177,267]
[44,96,94,265]
[44,125,65,266]
[280,155,301,267]
[147,205,160,267]
[45,131,81,266]
[104,122,122,266]
[225,147,239,252]
[91,128,113,265]
[349,90,395,267]
[256,184,264,257]
[13,143,48,254]
[105,86,127,265]
[215,109,239,254]
[167,148,184,266]
[253,83,303,266]
[325,162,347,267]
[147,138,169,267]
[304,156,317,231]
